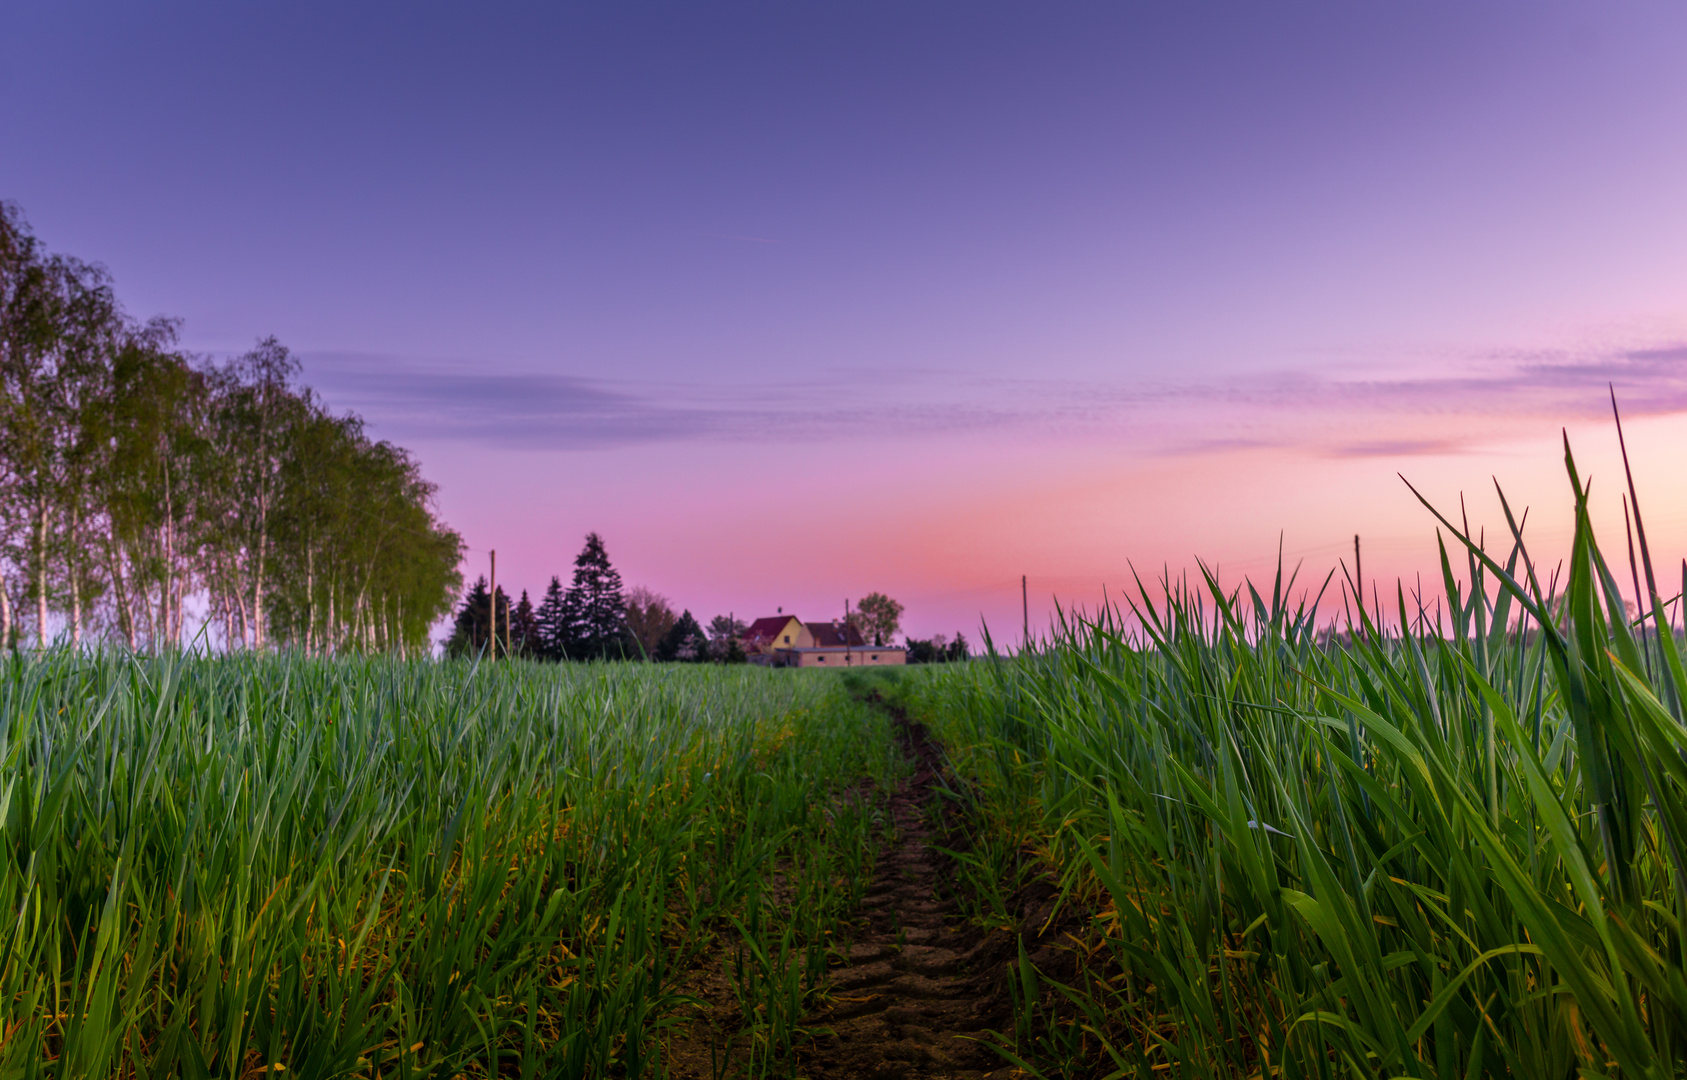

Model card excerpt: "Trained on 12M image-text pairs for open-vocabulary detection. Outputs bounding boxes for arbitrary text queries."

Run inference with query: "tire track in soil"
[797,714,1020,1080]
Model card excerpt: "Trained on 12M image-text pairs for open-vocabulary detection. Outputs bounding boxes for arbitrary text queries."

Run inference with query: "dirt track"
[797,715,1020,1080]
[663,711,1046,1080]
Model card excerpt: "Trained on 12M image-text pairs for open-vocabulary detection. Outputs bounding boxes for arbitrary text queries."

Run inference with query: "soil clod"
[799,716,1017,1080]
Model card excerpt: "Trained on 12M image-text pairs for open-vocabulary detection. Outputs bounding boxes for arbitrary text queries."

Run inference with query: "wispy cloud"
[301,353,1028,450]
[1333,439,1460,458]
[299,341,1687,455]
[303,355,712,449]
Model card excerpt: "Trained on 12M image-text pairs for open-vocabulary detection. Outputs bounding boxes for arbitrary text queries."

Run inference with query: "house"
[759,614,904,668]
[742,615,811,657]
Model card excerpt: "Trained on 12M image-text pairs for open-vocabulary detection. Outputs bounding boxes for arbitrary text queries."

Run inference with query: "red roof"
[743,615,798,647]
[805,621,866,648]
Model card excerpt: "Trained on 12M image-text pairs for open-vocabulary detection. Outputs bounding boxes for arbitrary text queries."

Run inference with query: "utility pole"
[489,549,498,660]
[845,598,853,666]
[1022,574,1029,653]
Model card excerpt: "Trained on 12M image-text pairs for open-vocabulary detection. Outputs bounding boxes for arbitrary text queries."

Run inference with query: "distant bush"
[904,632,969,663]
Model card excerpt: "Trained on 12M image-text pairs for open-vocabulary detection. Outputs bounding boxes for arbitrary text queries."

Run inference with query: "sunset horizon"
[7,1,1686,643]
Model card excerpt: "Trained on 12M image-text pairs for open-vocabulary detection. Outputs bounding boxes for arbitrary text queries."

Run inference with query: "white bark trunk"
[354,588,369,652]
[305,546,315,655]
[163,461,180,650]
[68,508,80,648]
[137,561,157,651]
[252,489,268,650]
[36,500,48,649]
[158,521,170,647]
[235,586,250,651]
[171,574,184,648]
[107,525,136,650]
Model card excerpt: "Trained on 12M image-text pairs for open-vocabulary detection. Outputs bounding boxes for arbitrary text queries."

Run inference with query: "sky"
[4,2,1687,642]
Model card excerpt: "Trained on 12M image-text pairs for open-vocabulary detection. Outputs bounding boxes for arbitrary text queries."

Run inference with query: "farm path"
[798,713,1017,1080]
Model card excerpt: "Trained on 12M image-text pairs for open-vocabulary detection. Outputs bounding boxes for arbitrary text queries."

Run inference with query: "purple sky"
[6,2,1687,640]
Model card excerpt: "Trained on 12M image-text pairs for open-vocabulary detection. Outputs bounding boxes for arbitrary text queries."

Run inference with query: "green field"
[9,439,1687,1079]
[0,657,900,1077]
[900,442,1687,1079]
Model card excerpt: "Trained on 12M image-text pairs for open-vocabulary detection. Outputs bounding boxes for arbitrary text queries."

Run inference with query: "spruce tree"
[509,589,540,658]
[445,577,509,658]
[535,575,568,661]
[947,632,970,662]
[560,532,630,660]
[658,610,707,662]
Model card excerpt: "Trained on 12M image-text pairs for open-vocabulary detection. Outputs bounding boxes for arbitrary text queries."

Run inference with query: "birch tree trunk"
[305,545,314,655]
[68,507,80,648]
[136,550,157,650]
[157,520,170,646]
[107,523,136,649]
[162,459,178,649]
[252,522,267,650]
[35,497,48,648]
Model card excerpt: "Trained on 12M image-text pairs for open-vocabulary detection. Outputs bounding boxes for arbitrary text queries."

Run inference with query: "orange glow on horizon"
[420,408,1687,643]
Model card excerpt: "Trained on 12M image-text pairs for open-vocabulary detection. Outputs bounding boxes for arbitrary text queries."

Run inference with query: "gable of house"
[743,615,809,652]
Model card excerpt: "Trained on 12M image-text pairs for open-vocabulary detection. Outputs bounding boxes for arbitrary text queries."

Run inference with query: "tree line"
[0,201,463,652]
[448,538,970,664]
[445,532,739,661]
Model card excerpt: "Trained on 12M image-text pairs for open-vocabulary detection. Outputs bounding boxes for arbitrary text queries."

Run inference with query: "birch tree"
[0,204,463,653]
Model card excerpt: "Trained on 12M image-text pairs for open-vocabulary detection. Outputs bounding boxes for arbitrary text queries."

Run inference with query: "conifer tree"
[946,632,970,662]
[658,609,707,662]
[509,589,539,658]
[559,532,630,660]
[445,577,509,658]
[535,575,568,661]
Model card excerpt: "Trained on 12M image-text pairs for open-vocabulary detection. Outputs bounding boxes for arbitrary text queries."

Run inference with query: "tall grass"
[0,655,899,1076]
[905,433,1687,1078]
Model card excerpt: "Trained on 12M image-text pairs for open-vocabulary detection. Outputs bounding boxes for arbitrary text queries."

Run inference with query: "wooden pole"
[489,549,498,660]
[1022,574,1029,653]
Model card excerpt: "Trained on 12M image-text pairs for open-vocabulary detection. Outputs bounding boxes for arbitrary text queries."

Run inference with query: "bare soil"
[794,713,1023,1080]
[665,710,1068,1079]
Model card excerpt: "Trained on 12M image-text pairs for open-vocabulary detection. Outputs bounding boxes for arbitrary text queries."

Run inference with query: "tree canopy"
[658,610,707,662]
[0,202,462,652]
[905,632,970,664]
[625,586,676,660]
[852,591,904,646]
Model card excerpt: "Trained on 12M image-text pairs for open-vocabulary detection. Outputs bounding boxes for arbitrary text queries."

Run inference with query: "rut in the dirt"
[799,716,1017,1080]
